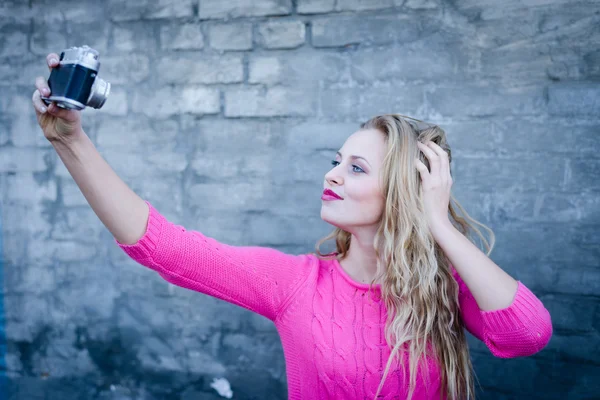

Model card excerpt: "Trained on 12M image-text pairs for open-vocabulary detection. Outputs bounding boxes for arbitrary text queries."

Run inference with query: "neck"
[340,229,380,284]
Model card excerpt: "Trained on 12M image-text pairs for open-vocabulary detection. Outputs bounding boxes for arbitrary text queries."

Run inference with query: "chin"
[320,209,337,225]
[320,210,348,231]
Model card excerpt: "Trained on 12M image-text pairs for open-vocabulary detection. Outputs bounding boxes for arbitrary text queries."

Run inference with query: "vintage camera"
[41,45,110,110]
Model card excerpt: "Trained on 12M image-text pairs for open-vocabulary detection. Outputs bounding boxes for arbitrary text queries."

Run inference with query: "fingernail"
[50,58,58,64]
[41,106,47,113]
[42,88,50,95]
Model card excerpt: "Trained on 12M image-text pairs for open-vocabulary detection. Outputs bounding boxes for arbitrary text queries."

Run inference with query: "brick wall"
[0,0,599,399]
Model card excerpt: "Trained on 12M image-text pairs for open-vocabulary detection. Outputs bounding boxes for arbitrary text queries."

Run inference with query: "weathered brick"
[107,0,146,21]
[248,52,345,85]
[554,265,600,297]
[287,122,359,153]
[0,148,51,172]
[428,85,546,117]
[0,119,9,146]
[112,23,156,52]
[190,153,273,180]
[160,23,204,50]
[30,28,67,57]
[312,15,422,47]
[569,158,600,192]
[2,202,52,240]
[486,191,600,227]
[550,334,600,367]
[193,119,287,152]
[257,20,305,49]
[68,23,111,55]
[132,86,220,117]
[145,0,194,19]
[335,0,395,11]
[0,55,46,87]
[199,0,292,19]
[0,3,33,25]
[320,83,424,121]
[29,239,99,263]
[107,0,194,21]
[100,54,151,84]
[0,30,28,57]
[5,172,56,203]
[61,2,105,23]
[492,119,600,154]
[439,120,496,153]
[96,116,178,150]
[209,22,253,50]
[224,87,315,117]
[186,181,270,212]
[349,45,463,82]
[548,83,600,116]
[452,155,566,193]
[248,56,282,84]
[297,0,335,13]
[480,43,552,83]
[404,0,439,8]
[544,295,596,333]
[155,54,244,84]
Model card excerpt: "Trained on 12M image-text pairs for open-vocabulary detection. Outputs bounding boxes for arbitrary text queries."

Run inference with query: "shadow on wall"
[0,199,7,397]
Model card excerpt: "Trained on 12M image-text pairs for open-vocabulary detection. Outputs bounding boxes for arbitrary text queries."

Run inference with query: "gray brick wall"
[0,0,599,399]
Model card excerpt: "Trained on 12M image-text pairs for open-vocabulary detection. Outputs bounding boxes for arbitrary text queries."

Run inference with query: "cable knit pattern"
[116,201,553,399]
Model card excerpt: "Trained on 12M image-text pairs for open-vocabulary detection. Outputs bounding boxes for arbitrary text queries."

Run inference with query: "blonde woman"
[32,53,552,400]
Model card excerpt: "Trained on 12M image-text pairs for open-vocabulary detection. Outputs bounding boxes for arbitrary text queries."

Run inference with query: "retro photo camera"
[41,45,110,110]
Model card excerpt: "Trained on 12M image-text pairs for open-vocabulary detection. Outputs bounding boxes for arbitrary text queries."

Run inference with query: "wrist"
[431,219,455,238]
[49,128,87,149]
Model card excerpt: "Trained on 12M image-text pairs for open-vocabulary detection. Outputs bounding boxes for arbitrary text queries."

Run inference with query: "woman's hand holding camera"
[32,52,84,144]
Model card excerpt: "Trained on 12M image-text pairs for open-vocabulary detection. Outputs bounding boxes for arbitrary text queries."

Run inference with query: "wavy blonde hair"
[313,114,495,400]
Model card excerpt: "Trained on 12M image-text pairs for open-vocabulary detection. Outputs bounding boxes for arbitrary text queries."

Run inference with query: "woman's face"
[321,128,387,234]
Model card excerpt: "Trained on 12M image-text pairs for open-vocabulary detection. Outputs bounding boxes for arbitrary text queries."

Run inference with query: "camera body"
[41,45,110,110]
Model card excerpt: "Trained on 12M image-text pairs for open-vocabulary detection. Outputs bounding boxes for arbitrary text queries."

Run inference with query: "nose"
[325,167,344,186]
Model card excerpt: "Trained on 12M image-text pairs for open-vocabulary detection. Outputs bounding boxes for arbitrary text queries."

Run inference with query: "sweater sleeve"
[115,201,314,322]
[450,265,553,358]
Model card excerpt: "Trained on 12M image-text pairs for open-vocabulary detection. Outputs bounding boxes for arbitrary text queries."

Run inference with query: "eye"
[330,160,364,173]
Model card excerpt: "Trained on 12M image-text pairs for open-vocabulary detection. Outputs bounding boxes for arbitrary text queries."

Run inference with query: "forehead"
[339,128,386,161]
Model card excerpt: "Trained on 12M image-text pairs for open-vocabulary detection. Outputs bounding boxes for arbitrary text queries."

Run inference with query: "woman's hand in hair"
[415,140,453,236]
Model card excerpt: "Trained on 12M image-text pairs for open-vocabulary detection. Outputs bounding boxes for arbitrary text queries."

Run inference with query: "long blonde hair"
[313,114,495,400]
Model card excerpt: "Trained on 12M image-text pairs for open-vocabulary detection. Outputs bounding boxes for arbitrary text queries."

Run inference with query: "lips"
[323,188,343,200]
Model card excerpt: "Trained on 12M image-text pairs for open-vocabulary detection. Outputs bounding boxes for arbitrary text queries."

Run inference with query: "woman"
[32,52,552,400]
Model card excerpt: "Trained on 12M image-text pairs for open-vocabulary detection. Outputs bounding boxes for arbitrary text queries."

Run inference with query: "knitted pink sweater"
[116,201,553,399]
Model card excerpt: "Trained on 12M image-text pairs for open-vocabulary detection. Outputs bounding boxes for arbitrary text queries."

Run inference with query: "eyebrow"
[336,151,371,167]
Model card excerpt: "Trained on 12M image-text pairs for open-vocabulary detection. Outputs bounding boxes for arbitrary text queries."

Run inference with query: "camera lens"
[87,78,110,109]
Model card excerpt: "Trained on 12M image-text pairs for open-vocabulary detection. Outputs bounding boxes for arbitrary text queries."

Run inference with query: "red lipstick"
[322,189,343,201]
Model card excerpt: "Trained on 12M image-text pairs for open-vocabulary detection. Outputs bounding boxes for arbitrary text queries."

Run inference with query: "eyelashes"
[330,160,365,173]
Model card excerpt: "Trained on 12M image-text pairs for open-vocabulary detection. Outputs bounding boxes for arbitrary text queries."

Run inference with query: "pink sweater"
[116,201,553,399]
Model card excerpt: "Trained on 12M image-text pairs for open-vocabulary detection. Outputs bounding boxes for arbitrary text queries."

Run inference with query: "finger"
[418,141,436,158]
[35,76,51,97]
[32,89,48,114]
[47,102,72,120]
[415,159,430,183]
[427,142,450,183]
[46,53,60,71]
[417,141,440,175]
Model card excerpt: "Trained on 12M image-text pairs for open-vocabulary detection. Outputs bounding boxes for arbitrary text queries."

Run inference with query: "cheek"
[347,185,384,211]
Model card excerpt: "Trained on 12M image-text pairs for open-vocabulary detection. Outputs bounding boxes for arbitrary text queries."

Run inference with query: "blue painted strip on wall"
[0,199,6,397]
